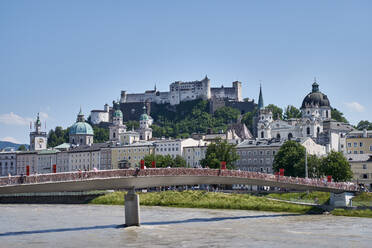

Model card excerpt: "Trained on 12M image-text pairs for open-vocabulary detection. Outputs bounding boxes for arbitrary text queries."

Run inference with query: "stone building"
[37,149,58,174]
[68,144,108,171]
[183,145,208,168]
[29,113,47,151]
[56,150,69,173]
[0,151,17,176]
[90,104,111,125]
[118,76,243,106]
[16,151,37,175]
[69,109,94,146]
[347,154,372,190]
[235,139,282,173]
[256,80,352,153]
[346,129,372,155]
[110,141,154,169]
[154,138,205,158]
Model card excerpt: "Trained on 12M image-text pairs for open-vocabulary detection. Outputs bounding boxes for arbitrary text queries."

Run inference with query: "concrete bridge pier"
[124,188,140,227]
[330,192,355,207]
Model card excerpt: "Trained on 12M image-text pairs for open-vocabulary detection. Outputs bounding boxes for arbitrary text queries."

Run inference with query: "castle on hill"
[91,76,256,124]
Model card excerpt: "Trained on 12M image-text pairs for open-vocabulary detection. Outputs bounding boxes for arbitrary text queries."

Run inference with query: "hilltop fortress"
[91,76,255,124]
[119,75,242,105]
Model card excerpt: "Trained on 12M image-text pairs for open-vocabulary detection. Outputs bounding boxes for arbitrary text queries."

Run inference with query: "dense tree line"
[143,154,187,167]
[47,126,109,147]
[200,139,239,169]
[273,141,353,182]
[151,100,241,138]
[356,120,372,130]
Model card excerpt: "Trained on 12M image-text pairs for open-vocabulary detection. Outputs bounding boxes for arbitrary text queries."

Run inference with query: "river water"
[0,204,371,248]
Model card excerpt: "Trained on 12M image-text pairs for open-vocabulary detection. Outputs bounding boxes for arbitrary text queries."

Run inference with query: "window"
[261,131,264,138]
[307,127,310,135]
[354,142,357,147]
[362,174,368,179]
[348,143,351,147]
[354,151,358,154]
[360,151,364,154]
[363,164,367,169]
[360,142,363,147]
[370,146,372,151]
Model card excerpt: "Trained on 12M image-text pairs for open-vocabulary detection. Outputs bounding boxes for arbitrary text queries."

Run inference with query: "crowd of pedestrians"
[0,167,358,192]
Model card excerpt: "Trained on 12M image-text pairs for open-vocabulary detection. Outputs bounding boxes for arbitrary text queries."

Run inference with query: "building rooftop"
[347,154,372,162]
[237,139,283,148]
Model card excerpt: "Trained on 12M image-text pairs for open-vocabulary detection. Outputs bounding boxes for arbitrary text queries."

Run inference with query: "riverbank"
[90,190,372,218]
[90,190,323,214]
[266,191,372,218]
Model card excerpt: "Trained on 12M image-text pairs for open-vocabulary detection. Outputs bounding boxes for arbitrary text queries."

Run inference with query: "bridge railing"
[0,168,358,192]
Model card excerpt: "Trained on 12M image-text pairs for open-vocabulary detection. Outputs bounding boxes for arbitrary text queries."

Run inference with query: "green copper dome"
[69,122,94,135]
[140,113,149,121]
[140,105,150,121]
[113,109,123,118]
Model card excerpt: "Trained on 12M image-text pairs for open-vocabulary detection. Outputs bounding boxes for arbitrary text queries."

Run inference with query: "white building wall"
[0,152,17,176]
[91,111,109,124]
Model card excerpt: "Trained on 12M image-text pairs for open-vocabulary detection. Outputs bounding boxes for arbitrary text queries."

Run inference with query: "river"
[0,204,371,247]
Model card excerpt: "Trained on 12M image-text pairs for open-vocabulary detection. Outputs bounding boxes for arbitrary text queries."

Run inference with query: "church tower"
[30,113,47,151]
[109,101,127,143]
[139,105,153,141]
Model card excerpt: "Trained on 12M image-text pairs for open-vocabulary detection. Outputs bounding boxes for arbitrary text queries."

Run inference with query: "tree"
[320,151,353,182]
[17,145,27,151]
[266,104,283,120]
[47,126,69,147]
[214,107,240,124]
[273,140,306,177]
[173,155,187,167]
[143,154,187,168]
[356,120,372,130]
[200,139,239,169]
[283,105,302,120]
[241,109,256,133]
[93,126,109,143]
[331,108,348,123]
[126,120,139,130]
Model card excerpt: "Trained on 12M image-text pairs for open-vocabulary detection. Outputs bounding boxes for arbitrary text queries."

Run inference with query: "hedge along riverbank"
[90,190,322,214]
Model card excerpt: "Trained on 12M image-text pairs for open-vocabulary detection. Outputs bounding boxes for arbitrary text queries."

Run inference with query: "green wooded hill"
[150,99,248,138]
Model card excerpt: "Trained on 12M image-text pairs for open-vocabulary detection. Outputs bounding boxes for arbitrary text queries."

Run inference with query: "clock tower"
[30,113,47,151]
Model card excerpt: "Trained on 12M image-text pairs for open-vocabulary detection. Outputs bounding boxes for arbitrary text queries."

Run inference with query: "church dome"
[113,109,123,118]
[69,122,94,135]
[140,113,149,121]
[301,82,331,109]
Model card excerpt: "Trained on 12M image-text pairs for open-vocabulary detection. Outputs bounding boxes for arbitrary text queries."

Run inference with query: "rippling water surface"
[0,204,371,248]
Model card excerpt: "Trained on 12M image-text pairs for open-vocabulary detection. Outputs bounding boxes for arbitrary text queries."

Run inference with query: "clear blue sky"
[1,0,371,144]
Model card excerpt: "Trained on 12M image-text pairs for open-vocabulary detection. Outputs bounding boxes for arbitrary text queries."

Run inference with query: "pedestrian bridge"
[0,168,357,226]
[0,168,357,194]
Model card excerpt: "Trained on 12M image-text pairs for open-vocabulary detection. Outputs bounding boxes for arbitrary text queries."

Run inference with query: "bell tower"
[30,113,47,151]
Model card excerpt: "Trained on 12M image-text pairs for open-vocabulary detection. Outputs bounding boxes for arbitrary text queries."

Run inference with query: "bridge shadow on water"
[0,213,302,237]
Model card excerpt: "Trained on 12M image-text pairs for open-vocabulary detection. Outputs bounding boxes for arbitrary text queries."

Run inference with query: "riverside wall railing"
[0,168,358,192]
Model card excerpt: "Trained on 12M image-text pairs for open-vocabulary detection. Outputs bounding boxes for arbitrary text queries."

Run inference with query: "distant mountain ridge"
[0,141,29,151]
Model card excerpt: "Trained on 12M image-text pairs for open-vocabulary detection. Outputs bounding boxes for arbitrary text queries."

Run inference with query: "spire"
[143,104,147,114]
[258,84,264,109]
[35,112,41,132]
[154,83,157,91]
[312,78,319,93]
[77,108,85,122]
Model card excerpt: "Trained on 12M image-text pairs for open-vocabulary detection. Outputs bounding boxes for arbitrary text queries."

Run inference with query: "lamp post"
[305,148,308,178]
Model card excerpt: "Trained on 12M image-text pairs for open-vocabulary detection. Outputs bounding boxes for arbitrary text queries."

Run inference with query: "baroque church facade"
[257,80,353,153]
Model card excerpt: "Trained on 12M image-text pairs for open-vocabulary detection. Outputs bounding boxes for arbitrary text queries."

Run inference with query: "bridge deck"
[0,168,358,194]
